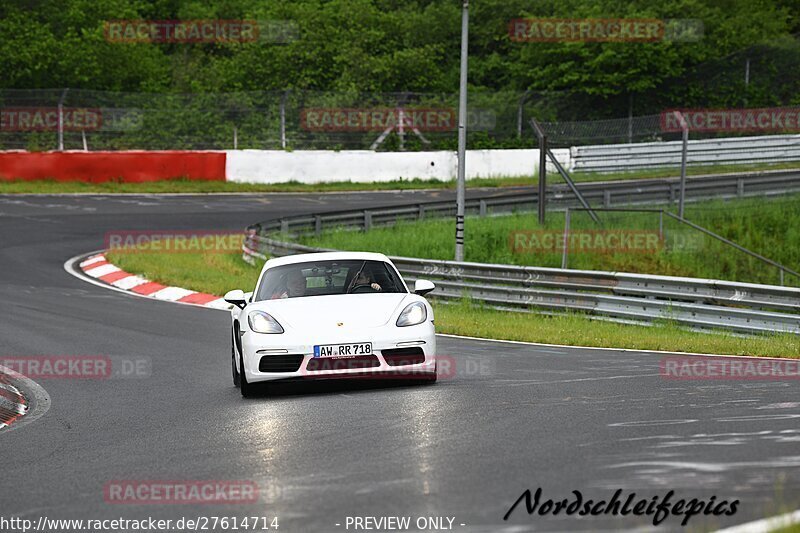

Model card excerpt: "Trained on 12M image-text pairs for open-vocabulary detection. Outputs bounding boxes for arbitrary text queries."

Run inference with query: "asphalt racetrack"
[1,190,798,532]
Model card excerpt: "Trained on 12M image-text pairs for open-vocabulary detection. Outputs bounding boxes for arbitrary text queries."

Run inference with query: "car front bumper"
[240,321,437,383]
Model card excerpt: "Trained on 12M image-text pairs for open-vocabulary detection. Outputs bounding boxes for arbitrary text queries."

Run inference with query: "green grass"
[107,247,263,296]
[2,161,800,194]
[105,246,800,358]
[300,194,800,287]
[772,522,800,532]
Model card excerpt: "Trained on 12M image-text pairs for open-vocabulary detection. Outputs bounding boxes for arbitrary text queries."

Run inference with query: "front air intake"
[381,347,425,366]
[258,354,305,373]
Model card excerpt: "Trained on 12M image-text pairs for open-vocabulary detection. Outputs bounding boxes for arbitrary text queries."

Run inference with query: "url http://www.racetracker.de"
[0,516,281,532]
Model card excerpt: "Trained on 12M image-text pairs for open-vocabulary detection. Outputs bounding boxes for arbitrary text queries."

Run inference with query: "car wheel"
[418,360,437,384]
[231,332,240,388]
[239,351,254,398]
[417,372,437,384]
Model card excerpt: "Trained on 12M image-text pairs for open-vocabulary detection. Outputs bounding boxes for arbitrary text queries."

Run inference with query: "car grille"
[381,347,425,366]
[305,355,381,372]
[258,354,305,373]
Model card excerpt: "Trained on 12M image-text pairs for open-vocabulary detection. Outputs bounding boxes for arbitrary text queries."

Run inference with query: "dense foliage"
[2,0,800,120]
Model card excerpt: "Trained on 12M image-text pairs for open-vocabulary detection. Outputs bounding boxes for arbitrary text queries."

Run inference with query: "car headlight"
[396,302,427,327]
[248,311,284,334]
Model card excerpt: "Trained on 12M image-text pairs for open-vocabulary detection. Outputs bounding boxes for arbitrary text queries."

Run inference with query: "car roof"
[261,251,393,272]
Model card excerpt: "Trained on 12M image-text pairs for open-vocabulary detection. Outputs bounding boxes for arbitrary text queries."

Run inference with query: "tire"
[231,332,240,388]
[239,351,255,398]
[420,359,438,383]
[414,372,437,384]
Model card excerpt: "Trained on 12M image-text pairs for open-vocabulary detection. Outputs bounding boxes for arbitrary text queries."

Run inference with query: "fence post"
[479,199,487,217]
[280,90,289,149]
[233,126,238,150]
[314,215,322,236]
[418,204,425,220]
[516,89,533,139]
[57,88,69,151]
[603,190,611,208]
[737,177,745,198]
[531,118,547,225]
[364,211,372,231]
[562,208,571,269]
[81,130,88,151]
[675,111,689,218]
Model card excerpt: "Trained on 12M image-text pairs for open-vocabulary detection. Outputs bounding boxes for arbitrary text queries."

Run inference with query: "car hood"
[249,293,412,330]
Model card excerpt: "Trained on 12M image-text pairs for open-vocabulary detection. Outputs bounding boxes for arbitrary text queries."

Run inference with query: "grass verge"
[105,247,799,358]
[3,161,799,194]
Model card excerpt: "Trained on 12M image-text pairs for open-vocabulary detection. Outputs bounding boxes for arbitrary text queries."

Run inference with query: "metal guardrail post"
[562,208,571,269]
[479,200,487,217]
[280,219,289,233]
[314,215,322,235]
[364,211,372,231]
[658,211,664,241]
[418,204,425,220]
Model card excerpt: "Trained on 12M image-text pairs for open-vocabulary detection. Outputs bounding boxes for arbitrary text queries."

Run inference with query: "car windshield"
[255,259,406,300]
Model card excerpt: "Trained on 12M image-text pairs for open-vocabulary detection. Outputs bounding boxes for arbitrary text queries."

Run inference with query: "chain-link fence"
[4,88,800,162]
[0,89,532,151]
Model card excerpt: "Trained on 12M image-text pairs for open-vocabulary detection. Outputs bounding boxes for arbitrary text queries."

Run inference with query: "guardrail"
[254,170,800,237]
[242,172,800,335]
[570,134,800,173]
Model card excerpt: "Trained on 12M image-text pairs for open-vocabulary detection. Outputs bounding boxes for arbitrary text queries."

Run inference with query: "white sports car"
[225,251,437,397]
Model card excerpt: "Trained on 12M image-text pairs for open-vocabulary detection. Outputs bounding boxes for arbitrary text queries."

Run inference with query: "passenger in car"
[271,270,307,298]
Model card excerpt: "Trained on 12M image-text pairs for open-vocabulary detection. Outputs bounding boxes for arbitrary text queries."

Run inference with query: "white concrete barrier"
[225,149,570,183]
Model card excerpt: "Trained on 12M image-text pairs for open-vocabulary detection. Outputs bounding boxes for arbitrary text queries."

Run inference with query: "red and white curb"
[79,253,233,310]
[0,372,28,430]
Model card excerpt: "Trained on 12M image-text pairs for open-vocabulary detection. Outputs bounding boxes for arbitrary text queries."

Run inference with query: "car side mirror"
[224,289,247,309]
[414,279,435,296]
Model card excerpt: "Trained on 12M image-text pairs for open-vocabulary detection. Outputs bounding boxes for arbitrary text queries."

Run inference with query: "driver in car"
[351,270,382,291]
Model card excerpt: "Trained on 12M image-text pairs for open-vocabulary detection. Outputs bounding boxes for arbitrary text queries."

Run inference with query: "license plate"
[313,342,372,358]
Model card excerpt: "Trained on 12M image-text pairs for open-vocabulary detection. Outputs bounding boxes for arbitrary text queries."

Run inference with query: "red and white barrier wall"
[0,149,569,184]
[0,151,226,183]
